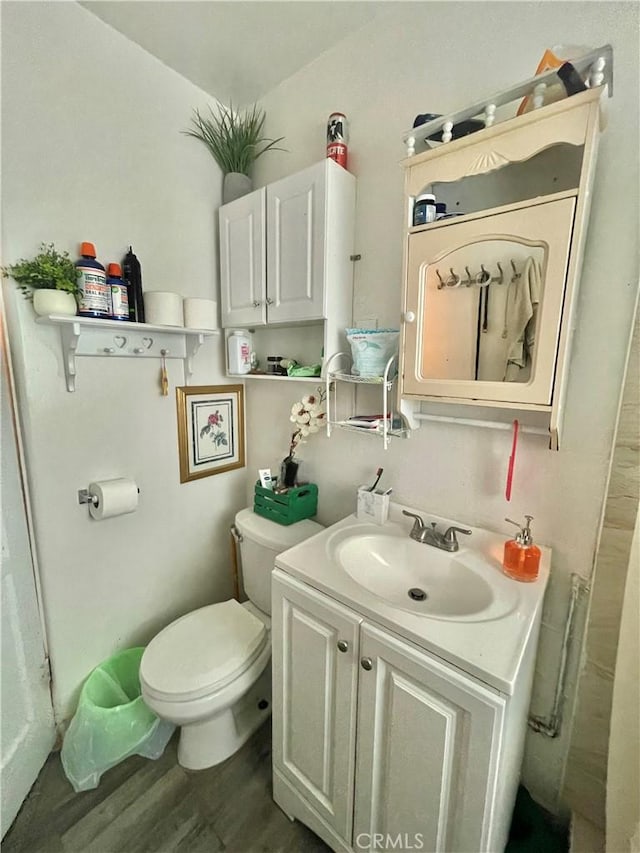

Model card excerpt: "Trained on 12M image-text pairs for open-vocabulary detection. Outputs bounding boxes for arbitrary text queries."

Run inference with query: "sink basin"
[328,529,519,622]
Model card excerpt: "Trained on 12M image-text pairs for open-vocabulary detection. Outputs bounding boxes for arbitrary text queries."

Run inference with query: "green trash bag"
[61,647,174,792]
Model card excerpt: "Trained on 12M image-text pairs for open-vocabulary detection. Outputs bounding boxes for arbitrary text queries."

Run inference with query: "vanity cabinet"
[272,571,511,853]
[219,158,355,330]
[398,86,607,448]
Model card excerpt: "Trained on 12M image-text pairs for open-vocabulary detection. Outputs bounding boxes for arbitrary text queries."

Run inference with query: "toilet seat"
[140,599,267,703]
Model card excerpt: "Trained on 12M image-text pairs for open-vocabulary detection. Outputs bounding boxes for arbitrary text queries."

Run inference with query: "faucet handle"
[443,526,472,545]
[402,510,425,532]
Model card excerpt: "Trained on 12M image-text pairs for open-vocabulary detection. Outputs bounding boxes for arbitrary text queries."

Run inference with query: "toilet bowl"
[140,508,323,770]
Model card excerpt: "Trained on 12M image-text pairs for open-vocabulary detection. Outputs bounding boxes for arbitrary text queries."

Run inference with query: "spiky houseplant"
[184,103,284,177]
[2,243,78,299]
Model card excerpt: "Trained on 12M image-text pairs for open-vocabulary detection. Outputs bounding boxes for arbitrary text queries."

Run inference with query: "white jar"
[227,330,252,374]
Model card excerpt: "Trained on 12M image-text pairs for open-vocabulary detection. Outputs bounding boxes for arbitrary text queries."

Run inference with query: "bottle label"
[240,342,251,364]
[77,266,110,316]
[110,284,129,320]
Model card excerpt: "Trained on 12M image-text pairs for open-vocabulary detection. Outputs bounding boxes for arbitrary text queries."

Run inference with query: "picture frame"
[176,384,245,483]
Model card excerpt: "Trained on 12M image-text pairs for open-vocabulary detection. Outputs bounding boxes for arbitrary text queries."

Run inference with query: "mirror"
[420,239,546,384]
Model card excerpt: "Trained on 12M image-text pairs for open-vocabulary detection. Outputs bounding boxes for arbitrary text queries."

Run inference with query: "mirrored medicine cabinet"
[398,84,609,448]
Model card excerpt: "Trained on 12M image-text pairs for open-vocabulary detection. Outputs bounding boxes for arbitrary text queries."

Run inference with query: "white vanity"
[271,504,550,853]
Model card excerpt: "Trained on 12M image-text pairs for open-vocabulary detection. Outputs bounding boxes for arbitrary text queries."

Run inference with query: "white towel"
[503,257,541,381]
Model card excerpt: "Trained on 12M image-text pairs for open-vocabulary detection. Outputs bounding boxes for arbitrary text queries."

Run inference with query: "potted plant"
[184,103,284,203]
[2,243,78,316]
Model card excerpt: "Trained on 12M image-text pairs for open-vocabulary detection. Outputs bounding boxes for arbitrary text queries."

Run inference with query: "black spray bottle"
[122,246,145,323]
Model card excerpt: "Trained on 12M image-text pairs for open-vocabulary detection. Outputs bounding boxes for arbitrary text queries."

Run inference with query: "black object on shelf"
[413,112,485,142]
[557,62,588,97]
[122,246,145,323]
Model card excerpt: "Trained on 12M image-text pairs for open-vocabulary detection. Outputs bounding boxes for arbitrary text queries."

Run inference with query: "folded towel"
[503,257,542,381]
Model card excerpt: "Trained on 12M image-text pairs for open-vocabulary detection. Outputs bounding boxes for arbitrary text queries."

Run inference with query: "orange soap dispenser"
[502,516,541,582]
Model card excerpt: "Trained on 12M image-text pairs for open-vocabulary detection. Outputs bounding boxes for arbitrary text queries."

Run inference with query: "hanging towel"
[503,257,542,381]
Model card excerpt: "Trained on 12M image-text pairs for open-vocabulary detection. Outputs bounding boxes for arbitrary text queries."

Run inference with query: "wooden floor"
[4,721,330,853]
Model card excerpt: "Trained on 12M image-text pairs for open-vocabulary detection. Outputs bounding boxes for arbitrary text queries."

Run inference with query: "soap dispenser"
[502,516,541,582]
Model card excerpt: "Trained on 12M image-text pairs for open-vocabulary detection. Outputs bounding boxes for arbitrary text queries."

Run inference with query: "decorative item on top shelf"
[2,242,78,316]
[184,103,285,204]
[282,387,326,487]
[176,385,245,483]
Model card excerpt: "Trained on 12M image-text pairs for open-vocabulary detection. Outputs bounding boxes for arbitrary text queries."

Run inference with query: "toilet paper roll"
[183,298,218,330]
[143,291,184,327]
[88,478,139,520]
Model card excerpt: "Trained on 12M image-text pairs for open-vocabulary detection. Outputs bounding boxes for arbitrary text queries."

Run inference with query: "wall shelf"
[35,314,219,392]
[325,352,409,450]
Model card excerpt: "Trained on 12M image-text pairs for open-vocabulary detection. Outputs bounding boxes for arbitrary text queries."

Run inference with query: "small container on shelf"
[413,193,437,226]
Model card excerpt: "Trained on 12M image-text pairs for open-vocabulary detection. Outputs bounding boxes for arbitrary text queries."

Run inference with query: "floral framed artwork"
[176,385,245,483]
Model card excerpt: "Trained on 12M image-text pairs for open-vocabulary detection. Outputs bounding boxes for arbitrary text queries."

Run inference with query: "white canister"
[183,298,218,330]
[227,330,252,375]
[143,291,183,327]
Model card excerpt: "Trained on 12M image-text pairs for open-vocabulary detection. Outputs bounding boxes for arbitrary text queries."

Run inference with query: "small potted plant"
[184,103,284,203]
[2,243,78,316]
[281,389,326,487]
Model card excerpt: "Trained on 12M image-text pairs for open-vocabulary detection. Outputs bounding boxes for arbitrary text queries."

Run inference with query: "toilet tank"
[234,508,323,615]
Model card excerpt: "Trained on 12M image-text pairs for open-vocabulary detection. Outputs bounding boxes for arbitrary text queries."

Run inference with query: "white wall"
[249,2,640,813]
[1,2,244,722]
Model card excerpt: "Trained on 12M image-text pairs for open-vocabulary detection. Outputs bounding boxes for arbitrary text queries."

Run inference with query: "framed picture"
[176,385,245,483]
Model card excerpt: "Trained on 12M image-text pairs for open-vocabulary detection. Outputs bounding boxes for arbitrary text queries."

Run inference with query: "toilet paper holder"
[78,486,140,507]
[78,489,99,507]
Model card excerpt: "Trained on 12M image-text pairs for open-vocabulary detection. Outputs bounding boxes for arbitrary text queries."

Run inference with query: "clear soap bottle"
[502,515,541,582]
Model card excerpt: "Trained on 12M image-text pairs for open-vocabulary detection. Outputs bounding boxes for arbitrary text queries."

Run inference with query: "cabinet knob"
[266,297,274,305]
[337,640,349,653]
[252,300,262,308]
[403,311,416,323]
[103,347,115,354]
[133,347,144,354]
[360,657,373,671]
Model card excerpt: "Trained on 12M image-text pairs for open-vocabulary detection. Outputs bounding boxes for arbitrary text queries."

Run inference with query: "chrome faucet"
[402,511,472,553]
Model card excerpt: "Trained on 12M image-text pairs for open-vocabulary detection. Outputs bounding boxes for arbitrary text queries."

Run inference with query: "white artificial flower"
[301,394,317,408]
[290,415,298,423]
[291,402,303,416]
[300,426,310,437]
[308,424,319,434]
[296,412,311,424]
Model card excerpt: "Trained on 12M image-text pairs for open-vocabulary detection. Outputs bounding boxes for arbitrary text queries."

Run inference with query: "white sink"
[327,526,519,622]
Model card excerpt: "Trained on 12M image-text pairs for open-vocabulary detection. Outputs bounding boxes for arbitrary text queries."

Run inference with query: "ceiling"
[82,1,391,105]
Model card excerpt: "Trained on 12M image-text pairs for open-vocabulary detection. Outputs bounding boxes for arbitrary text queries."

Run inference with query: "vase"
[223,172,252,204]
[281,455,300,489]
[33,289,77,317]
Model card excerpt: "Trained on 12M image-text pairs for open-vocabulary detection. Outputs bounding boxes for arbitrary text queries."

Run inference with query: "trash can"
[61,647,174,792]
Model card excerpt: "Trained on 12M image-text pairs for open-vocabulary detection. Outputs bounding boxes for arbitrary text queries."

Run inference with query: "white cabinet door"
[272,571,361,842]
[219,188,266,327]
[267,162,327,324]
[401,197,576,405]
[354,623,506,853]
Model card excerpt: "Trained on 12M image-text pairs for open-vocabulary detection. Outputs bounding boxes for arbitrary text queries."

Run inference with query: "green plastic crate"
[253,482,318,526]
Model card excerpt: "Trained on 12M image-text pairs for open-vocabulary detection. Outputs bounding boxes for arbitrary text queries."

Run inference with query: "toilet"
[140,507,323,770]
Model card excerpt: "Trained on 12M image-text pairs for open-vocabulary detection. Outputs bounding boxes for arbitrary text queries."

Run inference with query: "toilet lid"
[140,600,267,701]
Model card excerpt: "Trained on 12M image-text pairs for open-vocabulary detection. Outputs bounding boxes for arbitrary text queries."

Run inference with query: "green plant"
[183,103,285,176]
[2,243,78,299]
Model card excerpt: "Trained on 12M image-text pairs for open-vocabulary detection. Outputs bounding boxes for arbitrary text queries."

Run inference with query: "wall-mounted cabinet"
[398,86,608,449]
[219,159,355,377]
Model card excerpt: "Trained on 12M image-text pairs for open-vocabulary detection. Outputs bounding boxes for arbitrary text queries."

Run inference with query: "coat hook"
[510,259,520,281]
[495,261,504,284]
[476,264,491,286]
[436,269,446,289]
[464,265,473,287]
[446,267,461,288]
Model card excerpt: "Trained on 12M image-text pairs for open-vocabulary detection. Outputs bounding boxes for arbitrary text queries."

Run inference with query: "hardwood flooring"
[3,721,330,853]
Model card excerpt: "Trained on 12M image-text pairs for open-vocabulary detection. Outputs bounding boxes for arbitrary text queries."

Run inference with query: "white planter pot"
[32,289,77,317]
[223,172,252,204]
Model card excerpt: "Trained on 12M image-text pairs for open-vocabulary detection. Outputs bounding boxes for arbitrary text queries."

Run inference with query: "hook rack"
[436,261,506,290]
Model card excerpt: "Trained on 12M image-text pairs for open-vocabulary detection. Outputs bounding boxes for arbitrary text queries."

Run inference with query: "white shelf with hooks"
[35,314,219,392]
[325,352,409,450]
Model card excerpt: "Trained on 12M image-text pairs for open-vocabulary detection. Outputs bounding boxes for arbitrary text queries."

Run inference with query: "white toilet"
[140,507,323,770]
